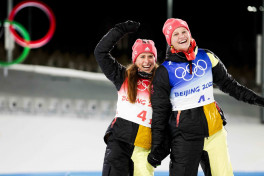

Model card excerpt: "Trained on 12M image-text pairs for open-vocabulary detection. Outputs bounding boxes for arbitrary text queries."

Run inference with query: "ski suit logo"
[175,59,207,81]
[137,80,150,91]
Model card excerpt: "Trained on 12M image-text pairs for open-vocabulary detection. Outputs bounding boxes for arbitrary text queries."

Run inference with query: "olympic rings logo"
[175,60,207,81]
[137,80,151,91]
[0,0,56,67]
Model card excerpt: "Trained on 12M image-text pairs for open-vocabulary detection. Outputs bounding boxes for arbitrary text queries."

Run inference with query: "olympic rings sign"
[175,60,207,81]
[0,0,56,66]
[9,0,56,48]
[0,20,30,66]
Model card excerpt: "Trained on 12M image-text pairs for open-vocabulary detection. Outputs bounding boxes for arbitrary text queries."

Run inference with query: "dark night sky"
[0,0,263,68]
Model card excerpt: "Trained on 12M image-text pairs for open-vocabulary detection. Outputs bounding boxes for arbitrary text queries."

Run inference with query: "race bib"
[163,49,215,110]
[115,78,152,128]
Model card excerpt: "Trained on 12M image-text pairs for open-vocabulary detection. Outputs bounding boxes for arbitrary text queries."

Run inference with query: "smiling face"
[171,27,191,52]
[134,52,156,73]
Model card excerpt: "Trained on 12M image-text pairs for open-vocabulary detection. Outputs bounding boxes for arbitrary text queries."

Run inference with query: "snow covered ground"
[0,113,263,174]
[0,65,263,175]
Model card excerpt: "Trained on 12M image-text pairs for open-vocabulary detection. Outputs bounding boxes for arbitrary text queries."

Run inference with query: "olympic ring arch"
[8,0,56,48]
[0,20,30,66]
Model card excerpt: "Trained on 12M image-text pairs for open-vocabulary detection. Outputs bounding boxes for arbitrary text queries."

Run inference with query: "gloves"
[147,144,170,168]
[115,20,140,34]
[148,132,171,168]
[147,153,161,168]
[254,96,264,107]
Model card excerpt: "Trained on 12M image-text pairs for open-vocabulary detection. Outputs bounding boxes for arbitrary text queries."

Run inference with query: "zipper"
[176,111,181,127]
[111,117,117,128]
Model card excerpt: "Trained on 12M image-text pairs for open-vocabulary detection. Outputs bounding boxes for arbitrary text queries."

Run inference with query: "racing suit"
[94,22,169,176]
[148,46,264,176]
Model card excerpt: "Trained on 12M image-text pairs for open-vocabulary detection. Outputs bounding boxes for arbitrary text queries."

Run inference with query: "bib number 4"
[137,110,152,125]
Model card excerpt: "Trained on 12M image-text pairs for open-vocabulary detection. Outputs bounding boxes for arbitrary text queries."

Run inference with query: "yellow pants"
[204,128,234,176]
[131,146,154,176]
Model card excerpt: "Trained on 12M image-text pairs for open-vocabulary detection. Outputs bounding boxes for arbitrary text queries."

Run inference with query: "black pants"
[169,135,211,176]
[102,136,135,176]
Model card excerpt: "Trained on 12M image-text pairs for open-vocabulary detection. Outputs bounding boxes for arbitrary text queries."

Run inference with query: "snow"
[8,64,108,82]
[0,65,263,174]
[0,115,108,173]
[0,113,263,174]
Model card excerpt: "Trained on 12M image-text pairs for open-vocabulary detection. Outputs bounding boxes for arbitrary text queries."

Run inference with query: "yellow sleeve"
[207,52,219,67]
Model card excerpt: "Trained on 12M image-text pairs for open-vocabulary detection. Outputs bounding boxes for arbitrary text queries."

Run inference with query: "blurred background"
[0,0,263,88]
[0,0,264,175]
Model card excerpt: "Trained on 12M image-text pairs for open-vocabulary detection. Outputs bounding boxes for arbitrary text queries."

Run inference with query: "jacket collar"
[165,45,198,63]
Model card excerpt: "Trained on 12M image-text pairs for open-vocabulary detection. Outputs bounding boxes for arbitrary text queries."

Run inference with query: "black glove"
[254,96,264,107]
[148,144,170,168]
[148,131,171,168]
[147,153,161,168]
[115,20,140,34]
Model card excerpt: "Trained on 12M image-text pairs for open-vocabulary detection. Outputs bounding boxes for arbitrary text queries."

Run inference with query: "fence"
[0,95,116,119]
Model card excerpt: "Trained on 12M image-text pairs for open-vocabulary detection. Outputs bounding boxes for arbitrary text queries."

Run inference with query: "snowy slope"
[0,113,263,174]
[0,65,263,174]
